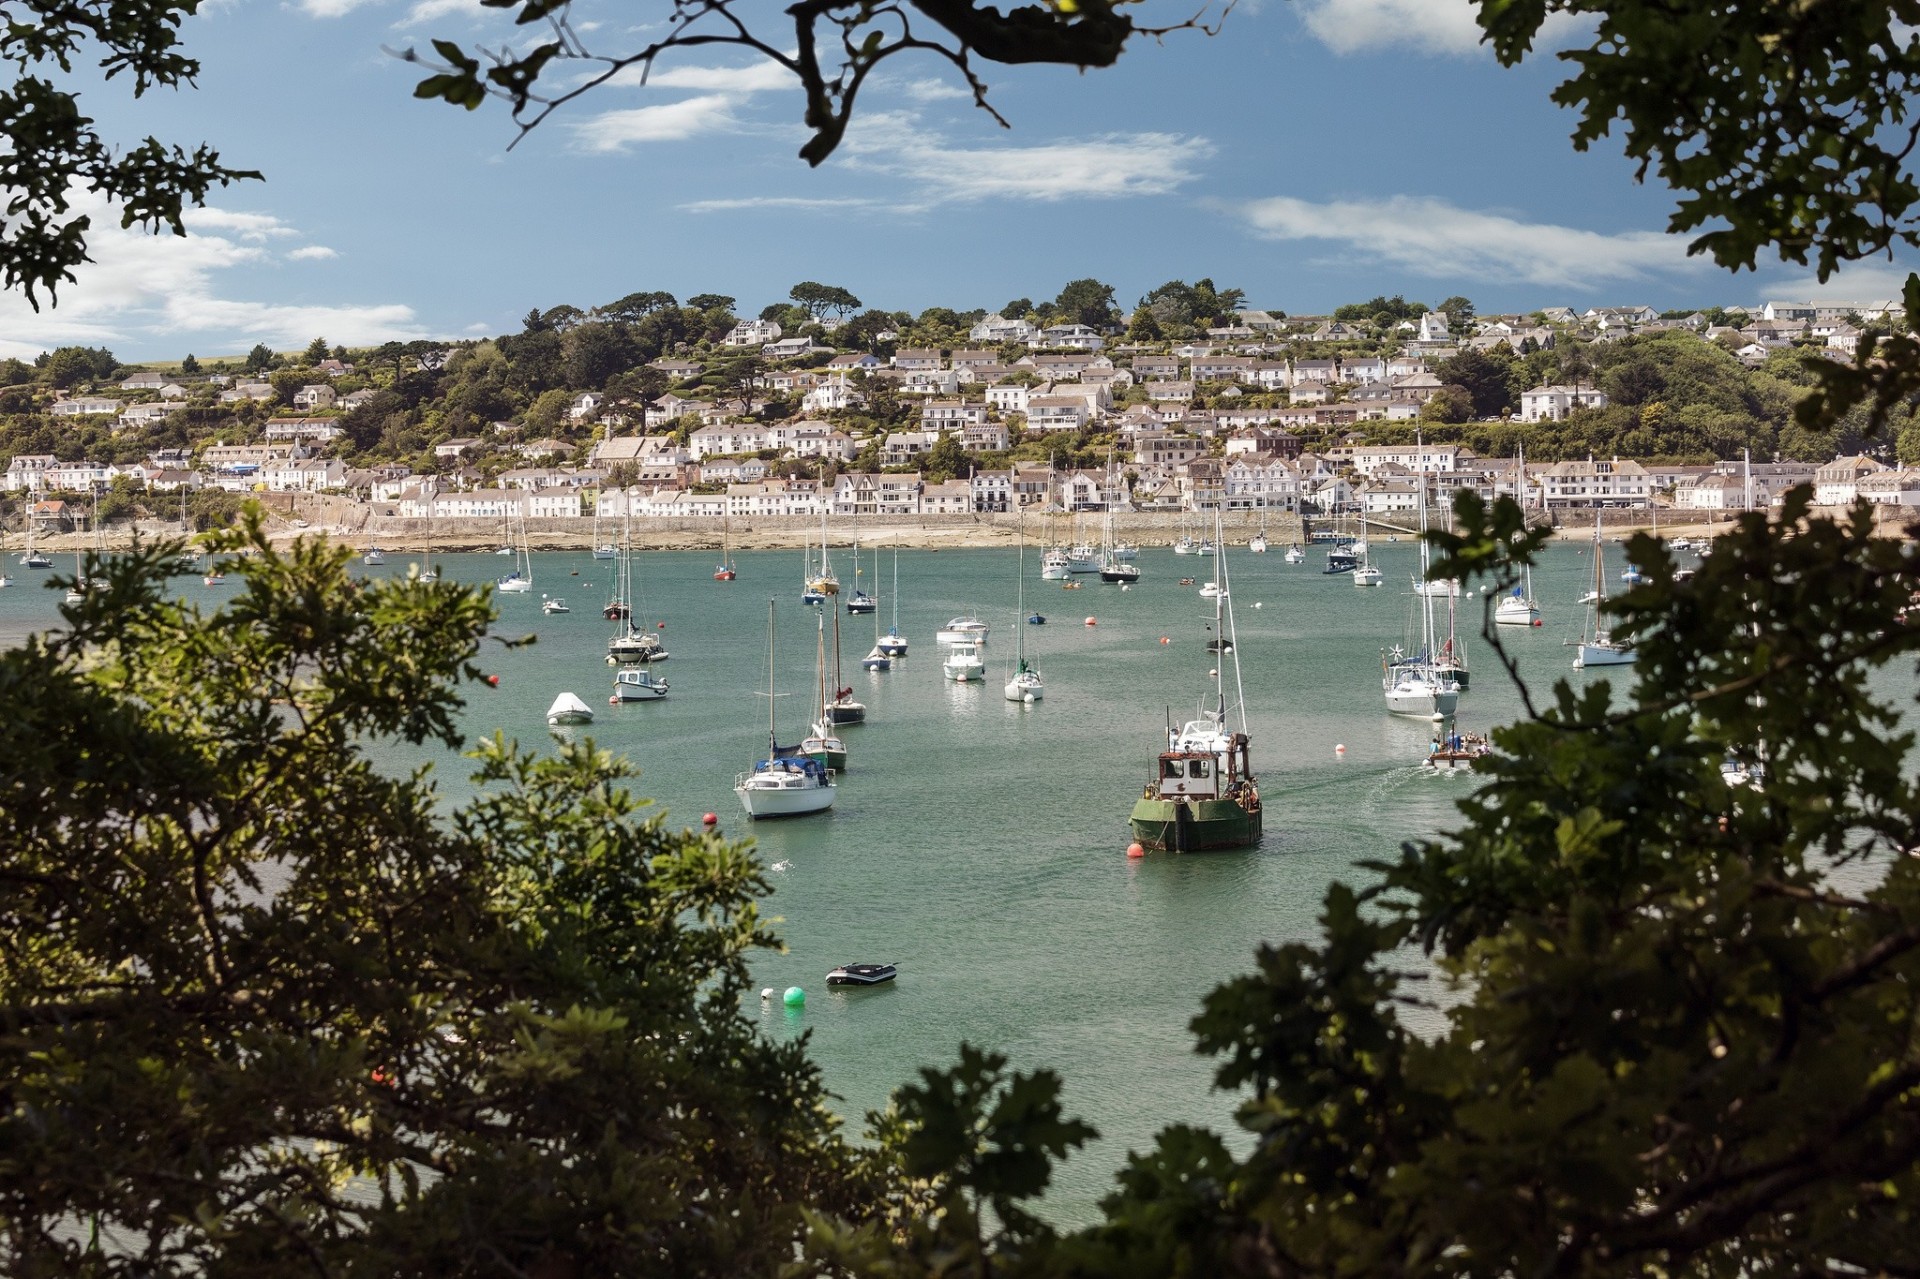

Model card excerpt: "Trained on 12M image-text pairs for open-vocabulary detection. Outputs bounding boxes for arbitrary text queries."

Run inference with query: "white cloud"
[825,112,1208,207]
[885,132,1207,203]
[182,208,298,241]
[393,0,491,27]
[288,245,340,261]
[1295,0,1582,56]
[299,0,382,17]
[637,59,794,94]
[0,192,427,360]
[898,77,971,103]
[1296,0,1483,54]
[572,94,741,151]
[1235,193,1698,288]
[680,195,885,213]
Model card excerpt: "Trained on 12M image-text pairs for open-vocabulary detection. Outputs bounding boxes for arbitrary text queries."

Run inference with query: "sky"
[4,0,1917,362]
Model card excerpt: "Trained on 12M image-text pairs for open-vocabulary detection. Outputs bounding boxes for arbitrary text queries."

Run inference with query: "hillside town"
[4,287,1914,535]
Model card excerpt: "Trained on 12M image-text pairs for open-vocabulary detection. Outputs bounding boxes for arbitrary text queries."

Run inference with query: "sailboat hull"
[1128,796,1261,852]
[1385,683,1460,717]
[1574,642,1636,669]
[823,701,866,725]
[734,779,836,819]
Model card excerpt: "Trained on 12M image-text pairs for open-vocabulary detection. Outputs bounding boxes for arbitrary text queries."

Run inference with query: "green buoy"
[783,986,806,1007]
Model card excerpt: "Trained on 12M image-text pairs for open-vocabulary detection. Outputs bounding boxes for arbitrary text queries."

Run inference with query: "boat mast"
[1015,507,1027,669]
[766,600,778,751]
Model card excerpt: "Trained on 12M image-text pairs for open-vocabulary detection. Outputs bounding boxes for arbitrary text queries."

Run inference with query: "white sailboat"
[1494,449,1541,626]
[1352,512,1383,586]
[1005,513,1044,702]
[606,504,666,664]
[1248,509,1268,554]
[877,547,909,656]
[1574,512,1636,669]
[845,531,875,613]
[736,600,836,819]
[1383,473,1461,718]
[802,503,839,605]
[861,550,893,670]
[496,506,532,593]
[592,510,617,559]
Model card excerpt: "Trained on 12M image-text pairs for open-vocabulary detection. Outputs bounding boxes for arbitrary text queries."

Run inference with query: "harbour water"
[0,535,1643,1222]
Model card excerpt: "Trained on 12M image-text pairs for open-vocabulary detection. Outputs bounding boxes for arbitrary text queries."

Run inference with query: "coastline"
[11,505,1906,556]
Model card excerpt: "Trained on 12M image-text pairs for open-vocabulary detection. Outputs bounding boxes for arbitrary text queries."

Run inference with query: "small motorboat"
[826,962,897,986]
[1060,580,1083,590]
[593,544,617,560]
[943,640,985,682]
[603,601,630,620]
[1198,581,1225,599]
[1206,637,1234,653]
[363,548,385,566]
[936,615,990,645]
[542,596,570,615]
[714,563,736,581]
[1027,613,1046,625]
[1283,545,1306,564]
[611,669,669,701]
[1424,730,1493,772]
[845,589,876,614]
[495,545,514,556]
[546,691,595,725]
[203,572,225,586]
[1178,577,1196,586]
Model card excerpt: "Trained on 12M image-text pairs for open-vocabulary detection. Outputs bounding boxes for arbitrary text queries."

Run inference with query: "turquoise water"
[0,537,1628,1222]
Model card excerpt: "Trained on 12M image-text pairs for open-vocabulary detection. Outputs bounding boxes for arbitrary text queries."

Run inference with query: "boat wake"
[769,860,794,872]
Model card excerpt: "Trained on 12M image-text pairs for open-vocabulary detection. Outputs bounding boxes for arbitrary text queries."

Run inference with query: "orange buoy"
[1159,636,1170,644]
[1335,743,1347,755]
[608,695,618,705]
[1532,618,1544,627]
[486,675,500,687]
[702,812,718,827]
[657,621,666,629]
[1126,842,1145,859]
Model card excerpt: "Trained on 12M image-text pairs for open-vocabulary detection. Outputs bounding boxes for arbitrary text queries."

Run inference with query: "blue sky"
[4,0,1914,361]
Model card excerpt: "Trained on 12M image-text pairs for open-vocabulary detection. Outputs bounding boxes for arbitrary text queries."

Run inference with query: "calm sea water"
[0,536,1644,1222]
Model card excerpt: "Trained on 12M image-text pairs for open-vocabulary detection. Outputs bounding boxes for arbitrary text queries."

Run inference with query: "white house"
[1856,468,1920,506]
[264,458,344,493]
[1025,396,1090,432]
[293,384,336,412]
[723,318,781,347]
[52,397,121,418]
[969,313,1036,343]
[687,423,769,459]
[1519,384,1610,422]
[1030,323,1105,352]
[218,382,275,404]
[1348,444,1469,476]
[985,382,1034,415]
[1814,455,1887,506]
[1536,458,1652,508]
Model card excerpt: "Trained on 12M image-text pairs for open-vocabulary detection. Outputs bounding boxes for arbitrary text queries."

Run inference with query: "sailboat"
[606,505,666,664]
[63,498,90,604]
[844,531,875,613]
[0,527,11,587]
[1382,475,1462,718]
[1006,513,1044,701]
[1282,542,1305,564]
[1039,505,1072,580]
[19,514,51,569]
[803,504,839,605]
[877,548,909,656]
[1352,511,1383,587]
[1621,501,1654,584]
[1248,510,1268,554]
[803,609,849,769]
[546,692,594,726]
[1064,509,1099,574]
[592,510,618,560]
[1574,512,1636,669]
[861,555,893,670]
[823,606,866,725]
[1493,448,1541,626]
[714,513,737,580]
[363,536,386,567]
[496,506,532,593]
[1129,517,1260,851]
[1098,485,1140,584]
[736,601,836,819]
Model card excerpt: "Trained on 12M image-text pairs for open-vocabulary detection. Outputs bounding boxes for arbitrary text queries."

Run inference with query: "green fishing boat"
[1128,523,1262,852]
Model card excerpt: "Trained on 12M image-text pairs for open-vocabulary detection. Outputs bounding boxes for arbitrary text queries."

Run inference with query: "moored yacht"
[737,601,836,819]
[1129,525,1260,852]
[943,639,985,682]
[936,615,990,645]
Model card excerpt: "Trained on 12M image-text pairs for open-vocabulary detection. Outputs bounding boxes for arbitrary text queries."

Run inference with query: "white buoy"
[760,988,775,1000]
[1024,692,1036,704]
[1431,712,1445,723]
[1254,601,1263,609]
